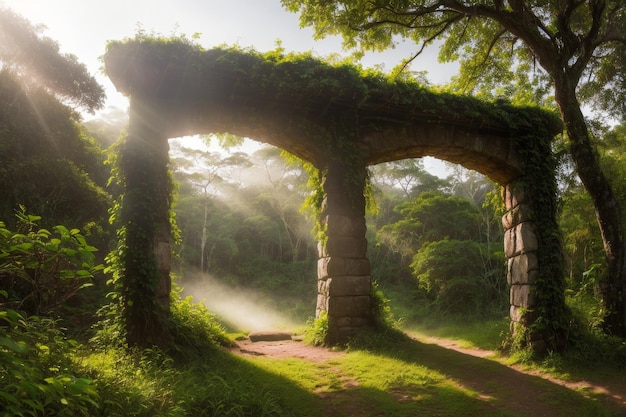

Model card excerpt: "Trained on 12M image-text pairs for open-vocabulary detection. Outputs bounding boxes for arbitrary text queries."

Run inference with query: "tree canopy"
[0,7,105,113]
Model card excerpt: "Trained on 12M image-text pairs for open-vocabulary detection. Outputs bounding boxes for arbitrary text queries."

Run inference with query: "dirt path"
[230,334,626,416]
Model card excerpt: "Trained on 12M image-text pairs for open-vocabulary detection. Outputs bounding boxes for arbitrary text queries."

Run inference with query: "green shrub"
[304,311,328,346]
[0,209,103,317]
[0,296,99,416]
[168,285,231,359]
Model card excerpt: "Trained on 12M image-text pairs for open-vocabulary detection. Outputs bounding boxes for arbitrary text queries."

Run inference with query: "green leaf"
[75,269,92,277]
[0,336,28,353]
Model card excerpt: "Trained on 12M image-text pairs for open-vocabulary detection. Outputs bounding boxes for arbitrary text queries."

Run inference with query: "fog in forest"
[181,272,301,332]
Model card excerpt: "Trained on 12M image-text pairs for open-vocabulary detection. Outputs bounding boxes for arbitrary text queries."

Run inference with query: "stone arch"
[104,39,566,351]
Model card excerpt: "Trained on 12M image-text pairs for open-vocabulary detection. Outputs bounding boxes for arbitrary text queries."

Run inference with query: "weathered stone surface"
[154,241,171,271]
[317,278,329,295]
[504,222,539,257]
[320,236,368,258]
[157,271,171,298]
[327,276,371,297]
[507,252,539,284]
[324,191,366,217]
[504,228,515,258]
[504,183,526,210]
[328,295,370,318]
[335,316,372,328]
[510,284,536,308]
[326,326,360,344]
[324,214,367,237]
[502,203,533,229]
[318,257,371,279]
[510,305,537,324]
[316,293,327,311]
[518,223,539,253]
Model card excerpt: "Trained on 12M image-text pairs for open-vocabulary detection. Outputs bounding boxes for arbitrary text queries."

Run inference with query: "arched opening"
[367,158,507,328]
[169,136,319,331]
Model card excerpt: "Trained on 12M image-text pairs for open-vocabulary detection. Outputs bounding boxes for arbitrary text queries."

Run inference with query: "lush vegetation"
[1,5,625,416]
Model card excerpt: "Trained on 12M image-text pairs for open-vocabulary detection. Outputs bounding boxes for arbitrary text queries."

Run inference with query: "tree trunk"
[200,191,209,273]
[554,78,625,336]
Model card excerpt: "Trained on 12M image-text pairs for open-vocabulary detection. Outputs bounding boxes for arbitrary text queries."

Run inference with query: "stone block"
[518,222,538,253]
[317,278,329,295]
[335,316,372,328]
[327,295,370,317]
[510,284,536,308]
[318,257,370,279]
[154,241,171,271]
[504,183,526,210]
[504,228,515,258]
[326,326,359,344]
[323,191,366,217]
[502,203,533,229]
[508,261,540,285]
[324,214,367,237]
[507,253,538,284]
[504,222,539,257]
[322,236,368,258]
[327,276,371,297]
[157,271,171,298]
[510,305,537,324]
[316,293,327,311]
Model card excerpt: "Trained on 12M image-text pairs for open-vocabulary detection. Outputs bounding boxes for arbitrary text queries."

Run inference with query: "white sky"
[3,0,456,175]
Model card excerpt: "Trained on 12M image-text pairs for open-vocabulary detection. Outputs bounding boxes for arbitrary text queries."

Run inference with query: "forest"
[1,2,626,416]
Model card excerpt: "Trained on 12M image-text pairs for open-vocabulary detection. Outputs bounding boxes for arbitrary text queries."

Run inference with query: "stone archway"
[105,39,566,351]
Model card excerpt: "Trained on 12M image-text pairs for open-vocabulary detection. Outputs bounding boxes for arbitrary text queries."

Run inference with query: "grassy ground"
[71,320,626,417]
[6,295,625,417]
[234,327,626,417]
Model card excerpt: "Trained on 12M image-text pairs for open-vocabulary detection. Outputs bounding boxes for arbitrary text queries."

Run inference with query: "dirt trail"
[230,333,626,417]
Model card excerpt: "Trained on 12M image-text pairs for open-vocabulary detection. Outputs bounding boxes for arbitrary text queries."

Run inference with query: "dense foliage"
[0,71,111,232]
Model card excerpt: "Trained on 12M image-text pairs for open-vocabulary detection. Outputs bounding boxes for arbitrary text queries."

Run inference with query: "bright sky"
[4,0,457,110]
[4,0,456,174]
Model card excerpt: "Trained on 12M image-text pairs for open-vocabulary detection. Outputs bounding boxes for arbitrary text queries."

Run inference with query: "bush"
[0,209,103,317]
[410,239,506,318]
[304,311,328,346]
[0,296,99,416]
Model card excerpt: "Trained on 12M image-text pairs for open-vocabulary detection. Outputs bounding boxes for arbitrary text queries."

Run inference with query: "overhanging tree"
[0,7,108,229]
[0,7,104,112]
[283,0,626,336]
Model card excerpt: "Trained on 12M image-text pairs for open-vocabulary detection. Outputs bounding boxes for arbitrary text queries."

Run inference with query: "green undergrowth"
[3,298,624,416]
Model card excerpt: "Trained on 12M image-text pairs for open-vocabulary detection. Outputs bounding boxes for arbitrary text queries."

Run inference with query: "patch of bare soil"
[229,334,344,363]
[229,332,626,417]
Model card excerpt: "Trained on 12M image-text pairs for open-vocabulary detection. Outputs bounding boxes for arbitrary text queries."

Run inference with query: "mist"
[181,272,301,332]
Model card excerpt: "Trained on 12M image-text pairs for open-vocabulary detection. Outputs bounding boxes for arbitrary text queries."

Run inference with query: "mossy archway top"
[105,39,566,351]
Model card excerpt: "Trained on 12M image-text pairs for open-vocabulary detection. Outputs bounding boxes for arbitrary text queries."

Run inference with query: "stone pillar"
[317,160,373,344]
[502,182,543,348]
[123,99,172,347]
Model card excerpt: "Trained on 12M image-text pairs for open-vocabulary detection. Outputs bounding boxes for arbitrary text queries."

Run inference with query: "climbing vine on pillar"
[107,130,174,348]
[509,108,569,351]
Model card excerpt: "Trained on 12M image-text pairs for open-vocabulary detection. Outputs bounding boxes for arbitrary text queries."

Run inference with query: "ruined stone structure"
[105,41,565,350]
